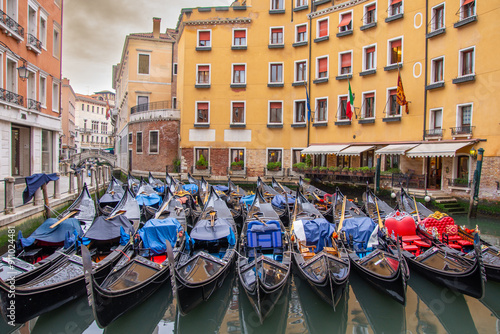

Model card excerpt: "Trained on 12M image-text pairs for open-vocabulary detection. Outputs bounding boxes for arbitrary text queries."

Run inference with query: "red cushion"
[457,240,474,246]
[386,215,416,237]
[414,240,431,248]
[402,235,421,243]
[447,244,462,250]
[403,244,419,252]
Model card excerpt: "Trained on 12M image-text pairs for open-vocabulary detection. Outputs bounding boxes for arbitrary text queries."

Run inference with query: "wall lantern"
[469,148,477,158]
[17,60,29,80]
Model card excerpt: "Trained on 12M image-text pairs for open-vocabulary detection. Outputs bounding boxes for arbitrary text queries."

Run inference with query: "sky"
[62,0,231,95]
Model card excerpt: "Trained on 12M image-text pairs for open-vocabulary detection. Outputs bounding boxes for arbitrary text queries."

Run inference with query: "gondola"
[334,189,409,305]
[271,177,293,196]
[135,178,162,221]
[290,189,350,308]
[257,177,290,225]
[384,208,485,299]
[174,186,237,315]
[399,187,500,282]
[299,177,334,223]
[60,182,97,232]
[83,204,187,328]
[237,187,291,323]
[148,171,165,195]
[109,186,141,223]
[144,186,197,229]
[97,176,124,216]
[127,173,140,196]
[0,206,138,324]
[227,177,246,225]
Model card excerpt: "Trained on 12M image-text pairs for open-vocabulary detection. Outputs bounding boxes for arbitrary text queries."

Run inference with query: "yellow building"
[176,0,499,199]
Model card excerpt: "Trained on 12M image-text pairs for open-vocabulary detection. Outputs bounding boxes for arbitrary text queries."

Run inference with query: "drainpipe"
[423,0,429,141]
[306,6,313,147]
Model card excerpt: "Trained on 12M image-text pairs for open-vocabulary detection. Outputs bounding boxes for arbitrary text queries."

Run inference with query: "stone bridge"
[65,149,117,167]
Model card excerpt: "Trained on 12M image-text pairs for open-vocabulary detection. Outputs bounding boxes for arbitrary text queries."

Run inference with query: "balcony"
[451,125,474,137]
[0,88,23,106]
[424,128,443,139]
[131,100,172,114]
[26,33,42,54]
[130,100,180,122]
[0,10,24,41]
[27,98,41,112]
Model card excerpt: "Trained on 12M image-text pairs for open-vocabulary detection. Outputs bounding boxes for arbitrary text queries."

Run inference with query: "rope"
[114,248,130,261]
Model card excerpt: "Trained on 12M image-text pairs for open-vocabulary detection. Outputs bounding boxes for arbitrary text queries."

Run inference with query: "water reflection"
[350,270,406,334]
[409,270,478,334]
[480,281,500,319]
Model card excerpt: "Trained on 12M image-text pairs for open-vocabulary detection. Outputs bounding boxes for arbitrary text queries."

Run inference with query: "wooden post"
[41,183,50,219]
[5,177,15,214]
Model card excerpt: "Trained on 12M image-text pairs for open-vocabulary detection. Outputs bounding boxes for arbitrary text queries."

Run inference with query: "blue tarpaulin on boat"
[84,215,134,241]
[341,217,378,252]
[271,194,295,209]
[240,195,255,208]
[22,173,59,204]
[136,193,162,207]
[191,218,235,246]
[139,218,183,255]
[183,184,198,194]
[20,218,83,247]
[213,185,229,192]
[302,218,337,253]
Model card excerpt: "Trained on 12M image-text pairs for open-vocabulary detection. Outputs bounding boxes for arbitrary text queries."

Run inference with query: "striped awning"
[374,144,418,156]
[337,145,374,156]
[301,144,349,155]
[406,142,473,158]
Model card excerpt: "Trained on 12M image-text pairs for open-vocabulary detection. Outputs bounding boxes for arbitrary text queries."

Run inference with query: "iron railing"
[130,101,172,114]
[0,10,24,37]
[0,88,23,106]
[448,178,471,188]
[424,128,443,137]
[27,33,42,50]
[451,126,474,136]
[27,98,41,111]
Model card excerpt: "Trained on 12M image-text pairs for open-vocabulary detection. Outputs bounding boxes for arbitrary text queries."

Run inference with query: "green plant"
[342,167,350,172]
[312,166,320,170]
[382,167,401,175]
[293,162,306,170]
[359,166,371,173]
[319,166,329,171]
[231,160,245,167]
[267,161,282,170]
[349,167,356,172]
[305,154,312,167]
[196,154,208,167]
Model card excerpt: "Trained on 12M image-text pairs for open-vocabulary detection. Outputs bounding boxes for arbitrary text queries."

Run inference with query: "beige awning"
[337,145,374,156]
[375,144,418,156]
[406,142,473,158]
[301,144,349,155]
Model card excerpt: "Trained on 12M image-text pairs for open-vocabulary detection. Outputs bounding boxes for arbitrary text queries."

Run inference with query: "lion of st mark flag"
[396,71,409,114]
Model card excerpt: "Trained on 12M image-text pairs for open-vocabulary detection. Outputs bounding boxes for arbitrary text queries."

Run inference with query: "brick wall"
[210,148,229,175]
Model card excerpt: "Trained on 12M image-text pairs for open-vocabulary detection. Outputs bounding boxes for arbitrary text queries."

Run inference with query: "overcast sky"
[62,0,231,95]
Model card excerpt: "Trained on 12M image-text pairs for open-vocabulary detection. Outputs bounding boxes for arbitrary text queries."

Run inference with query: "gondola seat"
[247,221,282,250]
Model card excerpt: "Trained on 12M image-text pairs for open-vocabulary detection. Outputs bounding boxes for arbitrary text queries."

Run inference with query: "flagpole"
[305,81,311,147]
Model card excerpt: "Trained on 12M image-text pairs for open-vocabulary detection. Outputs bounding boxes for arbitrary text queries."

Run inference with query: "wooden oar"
[412,196,422,225]
[155,195,175,219]
[50,210,78,228]
[253,213,267,226]
[291,189,299,224]
[106,210,126,220]
[337,196,347,232]
[374,196,384,230]
[209,210,216,227]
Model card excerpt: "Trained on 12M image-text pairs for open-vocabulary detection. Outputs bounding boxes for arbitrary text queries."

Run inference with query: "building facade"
[0,0,63,179]
[75,93,113,152]
[61,77,76,159]
[113,17,179,174]
[176,0,500,199]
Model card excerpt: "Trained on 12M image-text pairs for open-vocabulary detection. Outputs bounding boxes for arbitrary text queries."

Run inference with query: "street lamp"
[17,60,29,80]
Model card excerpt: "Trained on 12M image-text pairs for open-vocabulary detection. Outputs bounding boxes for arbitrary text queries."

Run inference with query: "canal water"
[2,216,499,334]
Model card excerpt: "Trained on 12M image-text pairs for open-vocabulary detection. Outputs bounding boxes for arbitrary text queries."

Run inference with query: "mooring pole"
[468,148,484,218]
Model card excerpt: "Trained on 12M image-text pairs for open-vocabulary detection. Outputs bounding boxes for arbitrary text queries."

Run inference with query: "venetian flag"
[106,99,111,120]
[397,71,409,114]
[346,81,354,120]
[304,84,312,122]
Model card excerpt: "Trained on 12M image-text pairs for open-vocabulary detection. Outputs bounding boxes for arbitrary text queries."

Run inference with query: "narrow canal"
[2,215,498,334]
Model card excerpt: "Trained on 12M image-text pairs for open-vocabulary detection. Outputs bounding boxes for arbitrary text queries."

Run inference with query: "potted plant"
[173,157,181,173]
[319,166,329,174]
[267,161,281,171]
[196,154,208,170]
[231,159,244,170]
[293,162,306,172]
[342,167,350,175]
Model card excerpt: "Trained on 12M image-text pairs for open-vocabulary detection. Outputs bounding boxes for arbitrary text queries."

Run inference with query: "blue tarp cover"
[341,217,377,252]
[182,184,198,194]
[191,218,235,246]
[271,194,295,209]
[136,193,162,207]
[84,215,134,241]
[99,192,123,206]
[20,217,83,247]
[138,218,183,255]
[302,218,337,253]
[213,185,229,192]
[240,195,255,208]
[23,173,59,204]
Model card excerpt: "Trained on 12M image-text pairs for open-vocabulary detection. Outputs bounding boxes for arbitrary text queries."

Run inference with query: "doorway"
[11,126,31,177]
[128,149,132,172]
[427,156,442,189]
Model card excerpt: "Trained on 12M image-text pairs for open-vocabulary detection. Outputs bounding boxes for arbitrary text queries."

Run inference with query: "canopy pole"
[468,148,484,218]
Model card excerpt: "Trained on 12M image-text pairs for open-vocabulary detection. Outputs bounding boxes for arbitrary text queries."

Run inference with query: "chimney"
[153,17,161,39]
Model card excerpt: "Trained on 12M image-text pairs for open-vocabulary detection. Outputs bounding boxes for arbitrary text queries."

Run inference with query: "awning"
[406,142,473,158]
[374,144,418,156]
[337,145,374,156]
[301,144,349,155]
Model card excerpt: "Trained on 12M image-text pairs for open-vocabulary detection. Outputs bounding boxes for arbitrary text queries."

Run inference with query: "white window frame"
[291,148,306,167]
[295,0,307,7]
[26,69,37,101]
[0,52,3,89]
[429,107,443,130]
[52,81,59,112]
[460,0,476,20]
[315,97,328,123]
[387,36,403,66]
[269,26,284,45]
[316,55,329,79]
[128,132,133,144]
[196,64,211,85]
[430,56,445,84]
[338,50,353,76]
[362,91,376,119]
[268,100,284,125]
[431,2,445,31]
[229,147,246,167]
[386,87,402,116]
[231,100,246,124]
[388,0,404,17]
[458,46,475,77]
[456,102,473,128]
[294,59,308,83]
[6,56,18,93]
[232,28,247,47]
[363,2,377,25]
[197,29,212,47]
[136,131,143,154]
[362,44,377,71]
[148,130,159,155]
[270,0,285,11]
[137,53,150,75]
[195,101,210,124]
[231,63,246,84]
[266,148,284,165]
[316,17,329,39]
[269,62,284,84]
[295,23,308,43]
[27,3,38,37]
[53,23,61,59]
[194,147,210,166]
[338,10,353,33]
[293,99,307,125]
[337,94,350,121]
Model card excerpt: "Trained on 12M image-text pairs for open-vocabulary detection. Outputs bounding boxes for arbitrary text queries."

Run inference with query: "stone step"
[435,198,458,204]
